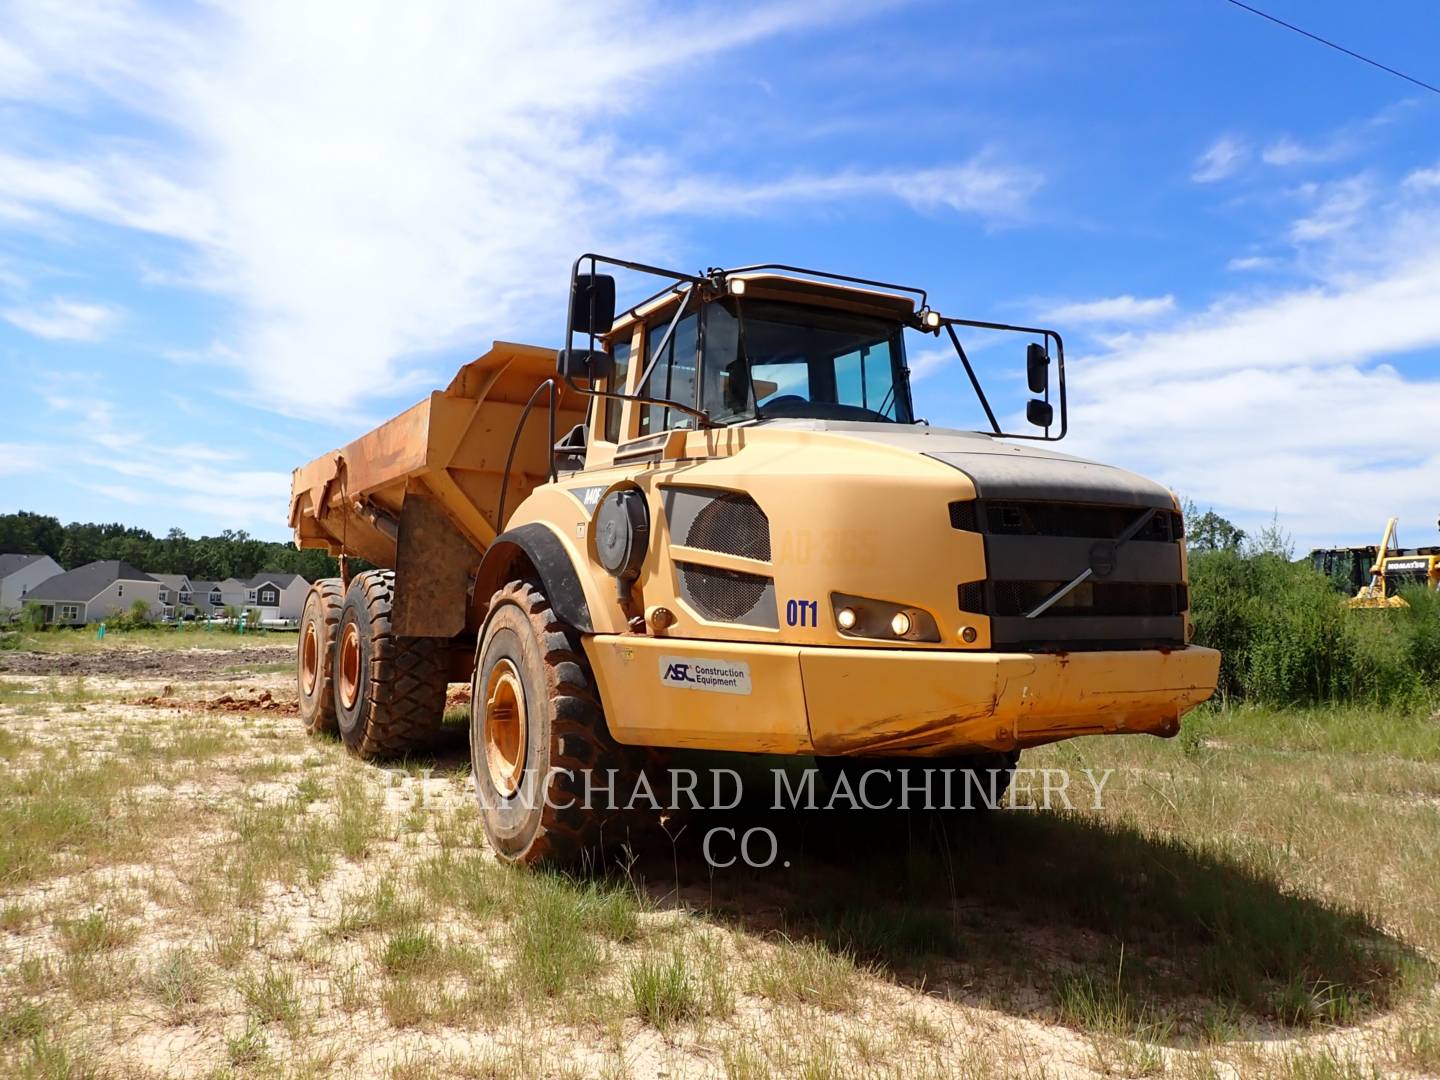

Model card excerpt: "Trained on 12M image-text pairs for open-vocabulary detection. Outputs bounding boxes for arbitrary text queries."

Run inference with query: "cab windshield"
[699,299,913,425]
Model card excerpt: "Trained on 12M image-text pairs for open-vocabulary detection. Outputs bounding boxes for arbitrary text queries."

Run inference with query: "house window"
[117,584,124,598]
[210,590,222,605]
[59,604,80,621]
[258,588,279,607]
[247,589,257,602]
[180,591,191,604]
[159,589,170,603]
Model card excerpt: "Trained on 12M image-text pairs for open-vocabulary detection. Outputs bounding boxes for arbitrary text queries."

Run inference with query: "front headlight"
[830,593,940,642]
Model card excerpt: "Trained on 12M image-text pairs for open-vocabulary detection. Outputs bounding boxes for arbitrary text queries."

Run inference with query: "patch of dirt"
[132,688,299,715]
[0,645,292,677]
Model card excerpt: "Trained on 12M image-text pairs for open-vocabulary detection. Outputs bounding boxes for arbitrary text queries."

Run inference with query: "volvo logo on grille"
[1089,541,1118,578]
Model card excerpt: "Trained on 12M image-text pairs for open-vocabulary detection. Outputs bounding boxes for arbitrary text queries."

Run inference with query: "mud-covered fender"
[474,522,593,633]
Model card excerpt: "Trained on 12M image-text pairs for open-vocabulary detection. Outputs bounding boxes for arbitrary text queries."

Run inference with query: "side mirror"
[1026,399,1053,428]
[570,273,616,336]
[1026,342,1049,394]
[556,348,613,380]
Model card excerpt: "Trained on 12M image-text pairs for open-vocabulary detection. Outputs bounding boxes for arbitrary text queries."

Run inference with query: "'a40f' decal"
[785,598,819,627]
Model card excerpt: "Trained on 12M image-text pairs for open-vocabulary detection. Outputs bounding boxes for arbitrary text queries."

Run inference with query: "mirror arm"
[944,322,1003,435]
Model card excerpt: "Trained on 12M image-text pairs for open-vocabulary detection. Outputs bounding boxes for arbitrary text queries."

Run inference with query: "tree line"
[0,511,345,582]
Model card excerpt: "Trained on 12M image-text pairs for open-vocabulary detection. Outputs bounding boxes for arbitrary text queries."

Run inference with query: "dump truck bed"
[289,340,585,571]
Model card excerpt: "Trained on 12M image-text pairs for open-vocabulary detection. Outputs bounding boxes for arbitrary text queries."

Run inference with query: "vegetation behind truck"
[290,255,1220,865]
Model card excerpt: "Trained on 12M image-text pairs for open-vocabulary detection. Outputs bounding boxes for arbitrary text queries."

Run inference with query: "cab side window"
[603,339,631,443]
[637,311,698,436]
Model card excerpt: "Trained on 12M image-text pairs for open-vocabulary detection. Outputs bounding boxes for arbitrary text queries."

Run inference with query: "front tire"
[472,579,649,866]
[333,570,448,759]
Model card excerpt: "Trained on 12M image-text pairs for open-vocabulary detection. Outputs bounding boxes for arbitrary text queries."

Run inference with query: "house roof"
[0,553,51,579]
[25,560,157,603]
[149,574,192,595]
[244,572,307,589]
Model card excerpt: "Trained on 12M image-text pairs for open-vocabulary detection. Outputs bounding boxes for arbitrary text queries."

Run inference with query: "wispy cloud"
[0,0,1032,421]
[1404,163,1440,191]
[1192,135,1247,183]
[1067,168,1440,546]
[2,297,120,341]
[1261,134,1353,168]
[1226,255,1279,272]
[1289,175,1372,242]
[1040,294,1175,324]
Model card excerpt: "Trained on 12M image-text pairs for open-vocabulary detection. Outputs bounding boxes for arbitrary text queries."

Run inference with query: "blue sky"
[1,0,1438,552]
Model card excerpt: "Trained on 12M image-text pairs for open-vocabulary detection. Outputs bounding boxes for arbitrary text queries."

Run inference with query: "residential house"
[23,561,165,626]
[190,574,309,623]
[234,573,310,623]
[148,574,195,620]
[189,580,224,617]
[0,553,63,614]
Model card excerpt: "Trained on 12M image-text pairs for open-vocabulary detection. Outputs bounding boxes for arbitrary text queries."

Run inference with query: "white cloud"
[1289,175,1372,242]
[1226,255,1278,272]
[1064,241,1440,547]
[907,346,953,380]
[2,298,120,341]
[1192,135,1247,183]
[1040,294,1175,324]
[1404,163,1440,191]
[0,441,47,476]
[0,1,1037,420]
[1261,134,1352,168]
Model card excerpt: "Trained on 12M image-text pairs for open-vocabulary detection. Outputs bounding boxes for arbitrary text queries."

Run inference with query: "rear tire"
[333,570,449,759]
[472,579,651,867]
[298,578,344,736]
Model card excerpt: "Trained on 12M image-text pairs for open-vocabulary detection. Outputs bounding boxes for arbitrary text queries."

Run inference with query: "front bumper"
[585,635,1220,757]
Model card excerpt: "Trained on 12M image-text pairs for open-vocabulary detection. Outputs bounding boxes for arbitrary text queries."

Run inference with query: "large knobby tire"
[471,579,652,867]
[297,578,344,736]
[333,570,449,759]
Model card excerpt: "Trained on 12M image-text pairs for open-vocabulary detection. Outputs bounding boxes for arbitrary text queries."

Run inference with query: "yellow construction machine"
[1347,517,1440,609]
[290,255,1220,865]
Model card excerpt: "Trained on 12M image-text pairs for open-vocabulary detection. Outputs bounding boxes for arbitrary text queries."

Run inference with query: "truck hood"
[761,420,1175,509]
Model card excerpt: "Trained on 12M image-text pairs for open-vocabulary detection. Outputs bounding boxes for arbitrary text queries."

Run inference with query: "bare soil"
[0,644,293,677]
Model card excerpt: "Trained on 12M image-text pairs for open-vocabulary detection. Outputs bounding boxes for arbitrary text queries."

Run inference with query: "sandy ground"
[0,644,1435,1080]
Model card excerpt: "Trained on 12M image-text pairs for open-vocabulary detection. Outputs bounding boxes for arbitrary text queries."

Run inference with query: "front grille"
[967,581,1185,618]
[677,562,777,626]
[950,498,1187,650]
[950,499,1183,542]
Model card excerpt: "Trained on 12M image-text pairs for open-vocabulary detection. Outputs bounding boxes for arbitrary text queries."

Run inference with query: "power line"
[1222,0,1440,98]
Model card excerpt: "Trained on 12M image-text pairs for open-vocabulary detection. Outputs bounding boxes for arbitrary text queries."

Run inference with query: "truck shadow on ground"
[608,787,1426,1043]
[403,735,1426,1041]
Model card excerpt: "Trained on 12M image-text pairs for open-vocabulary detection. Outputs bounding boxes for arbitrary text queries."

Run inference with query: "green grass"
[629,949,701,1029]
[2,627,299,653]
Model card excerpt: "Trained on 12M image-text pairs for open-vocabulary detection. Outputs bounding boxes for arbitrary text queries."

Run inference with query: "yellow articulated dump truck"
[290,254,1220,865]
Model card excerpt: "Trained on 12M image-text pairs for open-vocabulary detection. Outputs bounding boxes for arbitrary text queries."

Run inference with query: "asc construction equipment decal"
[660,656,753,695]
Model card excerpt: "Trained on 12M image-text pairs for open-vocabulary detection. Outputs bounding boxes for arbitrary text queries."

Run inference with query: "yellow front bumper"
[585,635,1220,757]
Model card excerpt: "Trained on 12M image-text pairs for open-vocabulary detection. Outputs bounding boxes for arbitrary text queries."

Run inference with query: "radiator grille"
[678,562,773,623]
[686,493,771,560]
[949,499,1182,542]
[984,581,1184,618]
[949,498,1188,649]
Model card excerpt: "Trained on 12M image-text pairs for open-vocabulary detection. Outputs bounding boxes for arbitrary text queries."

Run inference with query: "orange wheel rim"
[338,623,361,710]
[300,623,320,696]
[483,658,527,796]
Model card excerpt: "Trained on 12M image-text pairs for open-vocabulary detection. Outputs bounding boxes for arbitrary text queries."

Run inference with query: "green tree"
[1187,508,1246,553]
